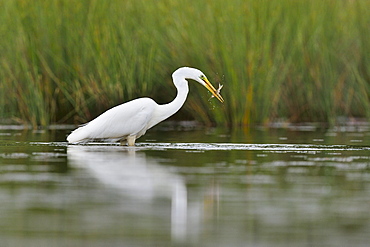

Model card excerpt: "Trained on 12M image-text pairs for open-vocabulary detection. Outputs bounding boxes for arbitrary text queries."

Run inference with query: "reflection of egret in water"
[67,145,189,241]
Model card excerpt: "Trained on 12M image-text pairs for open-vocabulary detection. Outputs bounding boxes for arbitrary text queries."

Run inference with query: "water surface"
[0,124,369,246]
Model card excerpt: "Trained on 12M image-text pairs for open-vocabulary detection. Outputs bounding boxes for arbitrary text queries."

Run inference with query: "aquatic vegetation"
[0,0,369,126]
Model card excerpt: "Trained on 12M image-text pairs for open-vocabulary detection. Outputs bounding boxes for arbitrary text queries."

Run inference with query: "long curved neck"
[147,69,194,129]
[158,80,189,120]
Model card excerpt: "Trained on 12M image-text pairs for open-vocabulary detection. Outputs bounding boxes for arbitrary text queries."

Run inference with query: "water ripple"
[29,142,370,151]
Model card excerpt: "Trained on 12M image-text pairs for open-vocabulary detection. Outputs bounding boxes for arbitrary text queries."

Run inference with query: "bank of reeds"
[0,0,369,126]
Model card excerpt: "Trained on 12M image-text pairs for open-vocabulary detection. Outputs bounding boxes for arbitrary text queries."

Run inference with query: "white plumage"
[67,67,224,146]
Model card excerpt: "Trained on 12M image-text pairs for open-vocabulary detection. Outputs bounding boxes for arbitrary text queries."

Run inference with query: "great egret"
[67,67,224,146]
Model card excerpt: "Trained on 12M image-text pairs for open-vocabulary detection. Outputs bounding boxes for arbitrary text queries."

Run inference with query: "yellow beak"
[202,77,224,103]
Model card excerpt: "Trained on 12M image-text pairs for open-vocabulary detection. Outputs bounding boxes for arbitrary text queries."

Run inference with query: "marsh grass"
[0,0,369,126]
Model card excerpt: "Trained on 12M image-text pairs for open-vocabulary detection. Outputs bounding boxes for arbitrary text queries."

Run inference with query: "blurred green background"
[0,0,369,126]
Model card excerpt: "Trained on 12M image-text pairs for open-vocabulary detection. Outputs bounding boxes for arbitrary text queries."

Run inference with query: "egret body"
[67,67,224,146]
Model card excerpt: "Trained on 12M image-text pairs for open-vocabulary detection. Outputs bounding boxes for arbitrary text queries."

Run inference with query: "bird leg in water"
[210,83,223,100]
[126,135,136,146]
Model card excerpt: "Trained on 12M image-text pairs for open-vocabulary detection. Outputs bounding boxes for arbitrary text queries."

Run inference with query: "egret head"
[173,67,224,103]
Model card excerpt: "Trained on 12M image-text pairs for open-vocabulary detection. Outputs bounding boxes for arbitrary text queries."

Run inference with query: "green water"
[0,124,369,246]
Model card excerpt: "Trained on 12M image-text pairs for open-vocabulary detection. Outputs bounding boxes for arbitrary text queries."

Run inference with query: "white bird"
[67,67,224,146]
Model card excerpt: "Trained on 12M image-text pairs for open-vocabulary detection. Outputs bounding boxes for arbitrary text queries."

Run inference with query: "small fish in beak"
[210,83,224,101]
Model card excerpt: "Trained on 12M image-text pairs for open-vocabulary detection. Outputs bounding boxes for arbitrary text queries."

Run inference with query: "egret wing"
[67,98,157,142]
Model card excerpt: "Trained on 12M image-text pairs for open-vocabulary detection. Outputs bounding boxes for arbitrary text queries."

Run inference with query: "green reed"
[0,0,369,126]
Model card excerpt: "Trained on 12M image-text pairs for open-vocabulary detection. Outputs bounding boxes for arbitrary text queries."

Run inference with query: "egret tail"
[67,127,89,143]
